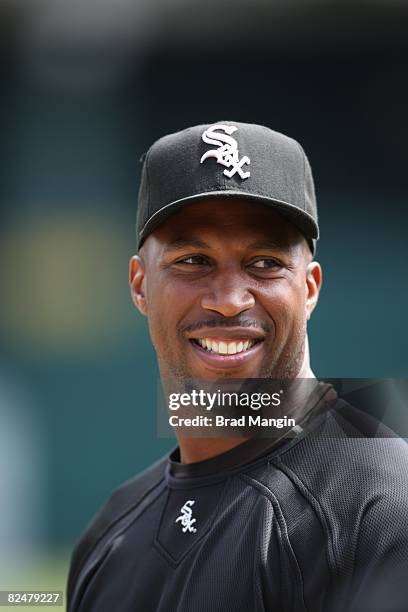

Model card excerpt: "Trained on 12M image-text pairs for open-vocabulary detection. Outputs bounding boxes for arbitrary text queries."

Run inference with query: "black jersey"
[67,384,408,612]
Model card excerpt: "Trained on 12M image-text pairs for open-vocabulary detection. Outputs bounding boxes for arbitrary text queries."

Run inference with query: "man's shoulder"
[247,401,408,578]
[279,399,408,483]
[67,452,169,596]
[84,452,169,537]
[270,400,408,526]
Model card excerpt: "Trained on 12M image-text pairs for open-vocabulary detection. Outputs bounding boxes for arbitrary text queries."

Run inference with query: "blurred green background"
[0,0,407,608]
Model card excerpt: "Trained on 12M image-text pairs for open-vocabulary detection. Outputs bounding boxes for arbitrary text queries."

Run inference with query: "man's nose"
[201,271,256,318]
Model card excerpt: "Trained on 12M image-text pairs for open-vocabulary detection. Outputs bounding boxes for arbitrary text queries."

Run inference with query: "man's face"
[130,199,321,381]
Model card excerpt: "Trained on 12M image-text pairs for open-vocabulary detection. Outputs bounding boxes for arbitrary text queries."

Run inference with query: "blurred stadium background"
[0,0,407,608]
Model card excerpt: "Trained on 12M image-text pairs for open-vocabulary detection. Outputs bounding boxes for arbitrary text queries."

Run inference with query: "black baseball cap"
[136,121,319,253]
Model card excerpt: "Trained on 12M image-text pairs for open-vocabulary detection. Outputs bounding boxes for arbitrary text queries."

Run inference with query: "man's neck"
[178,436,249,465]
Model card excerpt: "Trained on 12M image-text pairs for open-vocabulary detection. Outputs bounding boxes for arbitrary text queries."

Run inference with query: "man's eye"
[250,259,280,269]
[177,255,208,265]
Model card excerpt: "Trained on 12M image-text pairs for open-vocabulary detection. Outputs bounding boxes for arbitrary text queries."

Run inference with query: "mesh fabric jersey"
[67,384,408,612]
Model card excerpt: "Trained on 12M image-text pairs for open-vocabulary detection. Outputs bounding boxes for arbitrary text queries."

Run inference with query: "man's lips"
[189,337,264,368]
[186,326,266,342]
[186,326,266,368]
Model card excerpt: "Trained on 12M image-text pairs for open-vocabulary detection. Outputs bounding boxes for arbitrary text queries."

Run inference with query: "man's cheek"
[149,312,178,357]
[145,303,167,350]
[273,304,300,345]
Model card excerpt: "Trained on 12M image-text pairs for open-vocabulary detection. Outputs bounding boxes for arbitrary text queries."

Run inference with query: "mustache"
[181,317,272,335]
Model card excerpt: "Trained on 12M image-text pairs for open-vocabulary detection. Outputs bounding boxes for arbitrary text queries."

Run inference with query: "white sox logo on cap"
[200,124,251,180]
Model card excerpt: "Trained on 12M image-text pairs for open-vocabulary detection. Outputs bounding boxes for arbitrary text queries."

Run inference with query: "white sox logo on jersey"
[200,124,251,179]
[175,499,197,534]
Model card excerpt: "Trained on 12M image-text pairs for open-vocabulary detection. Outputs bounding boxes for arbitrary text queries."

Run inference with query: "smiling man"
[67,122,408,611]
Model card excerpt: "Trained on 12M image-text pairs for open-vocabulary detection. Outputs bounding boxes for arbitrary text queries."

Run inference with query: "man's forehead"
[155,198,304,247]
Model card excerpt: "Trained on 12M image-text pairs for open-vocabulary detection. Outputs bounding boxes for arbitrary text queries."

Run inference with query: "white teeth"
[228,342,237,355]
[218,341,228,355]
[195,338,256,355]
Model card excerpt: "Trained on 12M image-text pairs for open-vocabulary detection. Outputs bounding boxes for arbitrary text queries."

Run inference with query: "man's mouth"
[185,325,268,370]
[191,338,259,356]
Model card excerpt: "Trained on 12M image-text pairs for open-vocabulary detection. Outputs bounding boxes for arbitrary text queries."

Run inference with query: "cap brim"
[138,190,319,254]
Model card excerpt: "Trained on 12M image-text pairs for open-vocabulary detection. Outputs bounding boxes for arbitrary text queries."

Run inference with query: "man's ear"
[305,261,322,321]
[129,255,148,316]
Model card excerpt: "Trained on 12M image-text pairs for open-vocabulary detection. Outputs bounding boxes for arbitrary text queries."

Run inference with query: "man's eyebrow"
[163,238,293,253]
[247,239,291,253]
[164,238,210,252]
